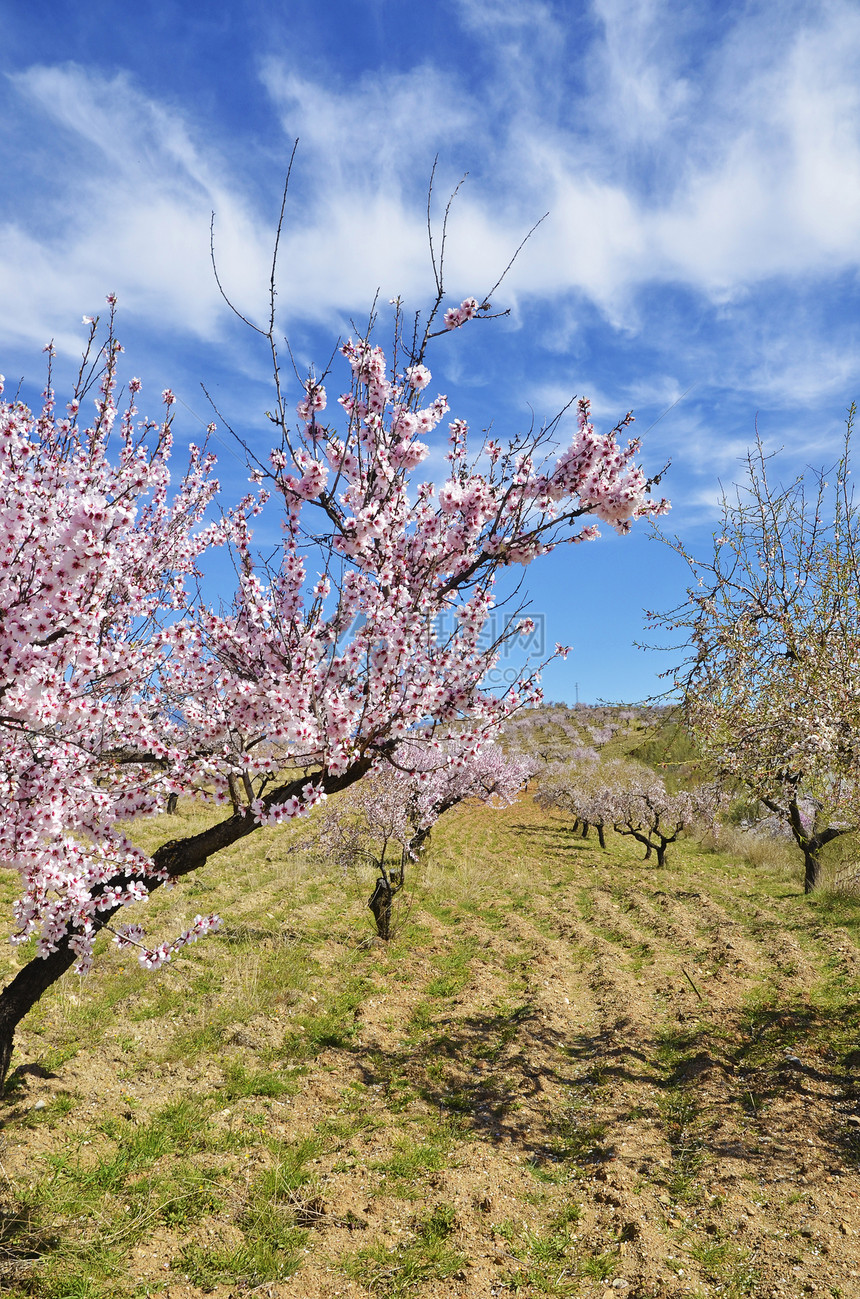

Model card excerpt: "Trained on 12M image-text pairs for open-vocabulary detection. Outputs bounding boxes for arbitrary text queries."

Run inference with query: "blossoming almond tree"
[536,754,607,846]
[315,739,533,937]
[606,769,722,866]
[538,759,721,863]
[0,259,668,1085]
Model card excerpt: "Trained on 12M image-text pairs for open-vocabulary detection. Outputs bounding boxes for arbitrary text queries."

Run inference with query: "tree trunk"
[367,860,406,940]
[775,794,849,895]
[0,759,372,1091]
[597,823,606,849]
[0,944,81,1087]
[613,823,654,861]
[803,848,821,894]
[367,876,394,940]
[408,826,432,858]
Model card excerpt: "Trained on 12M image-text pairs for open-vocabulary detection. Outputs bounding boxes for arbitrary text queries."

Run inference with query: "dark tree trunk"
[408,826,432,858]
[613,822,655,861]
[0,944,81,1087]
[0,759,372,1091]
[367,859,405,940]
[803,848,821,894]
[597,823,606,849]
[655,832,679,868]
[767,793,850,896]
[581,821,590,839]
[368,877,394,940]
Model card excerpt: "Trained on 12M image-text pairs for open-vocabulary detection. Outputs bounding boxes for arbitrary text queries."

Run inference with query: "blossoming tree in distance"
[605,768,723,867]
[538,759,721,864]
[315,739,534,938]
[0,215,668,1084]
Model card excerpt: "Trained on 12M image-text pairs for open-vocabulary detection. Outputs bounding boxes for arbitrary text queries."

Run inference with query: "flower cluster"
[315,738,534,873]
[0,307,233,972]
[444,297,481,329]
[112,912,221,971]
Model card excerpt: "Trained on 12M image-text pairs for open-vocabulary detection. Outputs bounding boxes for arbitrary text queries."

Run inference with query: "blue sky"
[2,0,859,703]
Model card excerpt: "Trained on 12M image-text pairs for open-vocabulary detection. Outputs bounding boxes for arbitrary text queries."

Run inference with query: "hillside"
[0,788,859,1298]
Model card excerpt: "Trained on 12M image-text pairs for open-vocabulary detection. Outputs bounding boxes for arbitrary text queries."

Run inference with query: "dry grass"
[708,823,800,875]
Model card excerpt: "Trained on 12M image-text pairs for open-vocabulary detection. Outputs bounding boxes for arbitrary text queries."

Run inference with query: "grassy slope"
[0,793,859,1298]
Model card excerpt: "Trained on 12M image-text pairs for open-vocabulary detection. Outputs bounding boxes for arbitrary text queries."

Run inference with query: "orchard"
[0,272,668,1085]
[5,286,860,1298]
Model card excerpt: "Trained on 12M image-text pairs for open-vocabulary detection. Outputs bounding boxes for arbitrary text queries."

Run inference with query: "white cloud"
[742,340,860,408]
[260,61,478,184]
[588,0,695,146]
[455,0,860,307]
[2,3,860,377]
[0,64,273,355]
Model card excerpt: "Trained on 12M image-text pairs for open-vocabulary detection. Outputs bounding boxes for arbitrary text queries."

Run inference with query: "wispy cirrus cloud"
[0,64,272,355]
[1,3,859,417]
[3,6,859,309]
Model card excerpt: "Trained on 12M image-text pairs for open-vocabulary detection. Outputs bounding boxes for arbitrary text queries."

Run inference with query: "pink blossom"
[405,364,431,391]
[444,297,480,329]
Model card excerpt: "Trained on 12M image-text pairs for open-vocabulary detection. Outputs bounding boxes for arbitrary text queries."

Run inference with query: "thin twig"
[210,215,265,336]
[681,967,703,1001]
[483,211,549,305]
[269,141,300,335]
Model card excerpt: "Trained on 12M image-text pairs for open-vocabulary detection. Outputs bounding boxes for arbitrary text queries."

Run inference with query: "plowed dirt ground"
[1,791,859,1298]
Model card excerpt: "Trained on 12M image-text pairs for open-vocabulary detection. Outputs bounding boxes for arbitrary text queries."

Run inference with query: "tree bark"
[803,849,820,894]
[408,826,432,858]
[613,823,650,860]
[0,759,372,1090]
[367,876,394,940]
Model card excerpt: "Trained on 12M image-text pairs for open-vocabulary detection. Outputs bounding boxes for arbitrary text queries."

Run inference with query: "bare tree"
[655,408,860,891]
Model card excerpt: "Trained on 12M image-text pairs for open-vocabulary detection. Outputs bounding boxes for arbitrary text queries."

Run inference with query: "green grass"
[344,1203,465,1296]
[170,1140,319,1288]
[279,970,374,1059]
[659,1089,707,1202]
[219,1059,297,1099]
[687,1237,759,1295]
[370,1118,463,1193]
[4,761,860,1297]
[496,1206,587,1295]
